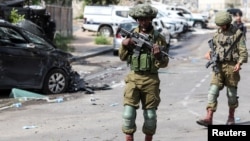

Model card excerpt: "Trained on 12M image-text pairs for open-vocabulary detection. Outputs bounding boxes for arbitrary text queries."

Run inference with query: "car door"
[0,26,44,89]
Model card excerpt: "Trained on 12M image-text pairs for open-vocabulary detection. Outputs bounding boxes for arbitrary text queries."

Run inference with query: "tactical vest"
[213,26,242,62]
[127,30,160,73]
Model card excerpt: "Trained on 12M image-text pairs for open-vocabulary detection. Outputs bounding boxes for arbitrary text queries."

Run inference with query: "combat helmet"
[215,11,232,26]
[129,4,158,20]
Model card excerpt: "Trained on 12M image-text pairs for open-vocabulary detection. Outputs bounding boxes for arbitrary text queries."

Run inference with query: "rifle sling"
[224,31,243,59]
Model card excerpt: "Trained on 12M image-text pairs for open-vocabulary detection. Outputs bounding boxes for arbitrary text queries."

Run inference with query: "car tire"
[193,21,203,29]
[43,69,69,94]
[99,26,113,37]
[82,27,86,32]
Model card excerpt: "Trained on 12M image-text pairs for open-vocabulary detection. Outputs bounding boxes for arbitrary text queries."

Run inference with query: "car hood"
[50,48,74,62]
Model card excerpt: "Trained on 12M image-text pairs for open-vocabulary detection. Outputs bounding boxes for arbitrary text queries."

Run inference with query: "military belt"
[132,71,157,75]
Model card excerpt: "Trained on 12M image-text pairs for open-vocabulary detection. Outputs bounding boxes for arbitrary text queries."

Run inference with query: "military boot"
[145,134,153,141]
[125,134,133,141]
[196,108,213,127]
[226,108,235,125]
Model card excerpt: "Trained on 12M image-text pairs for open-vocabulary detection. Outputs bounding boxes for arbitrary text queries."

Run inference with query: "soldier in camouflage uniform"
[119,4,169,141]
[232,9,247,38]
[196,11,248,127]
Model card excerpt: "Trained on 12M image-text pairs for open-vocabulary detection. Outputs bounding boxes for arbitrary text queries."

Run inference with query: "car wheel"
[82,27,86,32]
[43,69,69,94]
[99,26,113,37]
[193,21,203,29]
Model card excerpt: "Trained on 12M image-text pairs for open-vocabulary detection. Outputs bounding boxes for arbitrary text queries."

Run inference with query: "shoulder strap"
[153,30,160,43]
[224,29,243,57]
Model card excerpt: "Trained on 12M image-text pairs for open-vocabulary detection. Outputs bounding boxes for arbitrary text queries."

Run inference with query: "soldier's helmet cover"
[215,11,232,26]
[129,4,158,20]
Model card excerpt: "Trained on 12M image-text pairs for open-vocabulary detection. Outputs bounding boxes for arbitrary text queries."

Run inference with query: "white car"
[152,19,171,44]
[112,22,138,56]
[81,5,132,37]
[156,9,188,34]
[164,10,190,32]
[165,5,208,29]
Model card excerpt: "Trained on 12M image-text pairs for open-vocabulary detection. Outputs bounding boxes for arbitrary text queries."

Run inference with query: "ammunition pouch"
[128,53,158,73]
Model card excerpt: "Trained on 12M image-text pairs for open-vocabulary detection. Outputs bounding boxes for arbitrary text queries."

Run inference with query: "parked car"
[112,21,138,56]
[152,19,171,44]
[154,6,189,32]
[113,21,171,56]
[82,5,132,37]
[156,9,188,35]
[162,5,208,29]
[164,10,190,32]
[0,20,81,94]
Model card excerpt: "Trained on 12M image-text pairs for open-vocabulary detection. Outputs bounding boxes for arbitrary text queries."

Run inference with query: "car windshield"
[0,26,25,41]
[157,10,169,18]
[0,26,27,46]
[0,26,54,50]
[116,10,129,18]
[120,22,138,31]
[22,29,54,49]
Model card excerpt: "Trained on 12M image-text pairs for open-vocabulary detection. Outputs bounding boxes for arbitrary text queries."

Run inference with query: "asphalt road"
[0,29,250,141]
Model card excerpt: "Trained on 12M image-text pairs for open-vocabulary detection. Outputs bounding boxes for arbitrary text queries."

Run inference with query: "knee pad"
[227,86,238,107]
[122,105,136,129]
[143,109,157,129]
[208,85,219,102]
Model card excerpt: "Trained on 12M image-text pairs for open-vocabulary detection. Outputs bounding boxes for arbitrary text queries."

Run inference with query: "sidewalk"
[69,20,250,61]
[69,23,113,61]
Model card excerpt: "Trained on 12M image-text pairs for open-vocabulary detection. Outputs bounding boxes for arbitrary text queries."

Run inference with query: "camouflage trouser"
[123,71,161,110]
[207,62,240,111]
[122,71,161,135]
[211,62,240,88]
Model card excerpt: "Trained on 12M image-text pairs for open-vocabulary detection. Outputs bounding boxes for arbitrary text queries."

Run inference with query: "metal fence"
[46,5,73,37]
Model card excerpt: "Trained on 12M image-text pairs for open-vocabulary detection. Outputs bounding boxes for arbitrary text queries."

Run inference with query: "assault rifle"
[205,39,220,73]
[117,27,173,59]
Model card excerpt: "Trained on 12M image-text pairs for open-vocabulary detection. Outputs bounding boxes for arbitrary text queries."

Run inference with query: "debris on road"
[22,125,38,129]
[0,102,22,111]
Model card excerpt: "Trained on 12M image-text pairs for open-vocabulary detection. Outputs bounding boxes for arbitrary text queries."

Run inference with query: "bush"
[9,8,24,23]
[94,35,111,45]
[53,33,75,52]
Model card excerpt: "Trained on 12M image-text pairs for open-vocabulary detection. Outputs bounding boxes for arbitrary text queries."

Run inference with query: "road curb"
[70,46,113,61]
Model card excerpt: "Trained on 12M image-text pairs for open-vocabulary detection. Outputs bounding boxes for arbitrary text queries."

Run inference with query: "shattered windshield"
[0,26,26,45]
[22,29,54,49]
[0,27,23,40]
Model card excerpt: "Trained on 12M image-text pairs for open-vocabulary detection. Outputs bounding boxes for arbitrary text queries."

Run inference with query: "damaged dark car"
[0,20,82,94]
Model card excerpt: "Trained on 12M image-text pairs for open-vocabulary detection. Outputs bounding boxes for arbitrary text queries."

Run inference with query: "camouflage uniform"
[232,9,247,38]
[119,4,169,141]
[197,11,248,127]
[120,27,169,109]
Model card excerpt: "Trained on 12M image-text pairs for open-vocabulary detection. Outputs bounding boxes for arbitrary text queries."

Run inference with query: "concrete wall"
[199,0,225,11]
[199,0,250,21]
